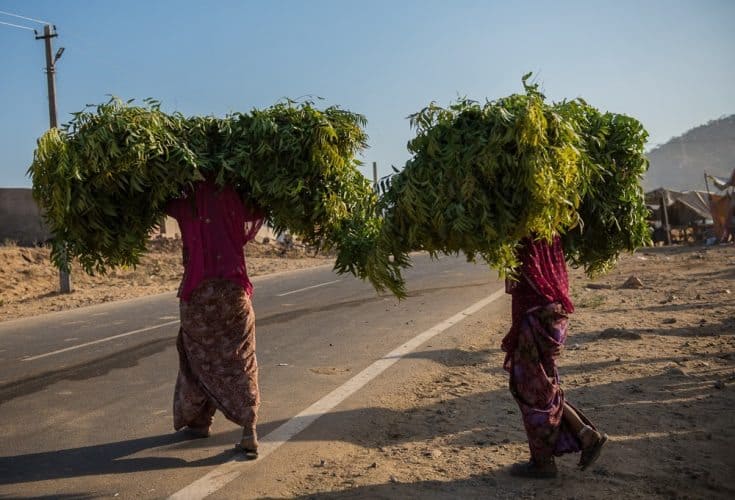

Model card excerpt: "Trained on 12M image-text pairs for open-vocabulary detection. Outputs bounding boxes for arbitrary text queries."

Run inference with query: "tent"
[645,189,711,226]
[646,170,735,243]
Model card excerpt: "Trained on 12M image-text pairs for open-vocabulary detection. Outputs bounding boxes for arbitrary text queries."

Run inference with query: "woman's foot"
[509,457,558,479]
[235,430,258,460]
[578,425,608,470]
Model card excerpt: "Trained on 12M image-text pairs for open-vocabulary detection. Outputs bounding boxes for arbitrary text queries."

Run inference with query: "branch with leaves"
[29,98,380,284]
[362,75,650,296]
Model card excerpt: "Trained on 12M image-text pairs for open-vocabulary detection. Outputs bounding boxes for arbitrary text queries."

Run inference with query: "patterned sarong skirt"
[173,279,259,434]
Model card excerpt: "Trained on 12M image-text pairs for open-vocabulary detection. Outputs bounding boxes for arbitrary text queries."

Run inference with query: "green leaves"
[558,103,651,275]
[365,78,650,296]
[28,97,378,281]
[27,87,651,300]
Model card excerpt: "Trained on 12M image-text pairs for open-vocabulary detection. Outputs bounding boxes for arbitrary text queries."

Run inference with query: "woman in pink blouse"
[166,178,264,459]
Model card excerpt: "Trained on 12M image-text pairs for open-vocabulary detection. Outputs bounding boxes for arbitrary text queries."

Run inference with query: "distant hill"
[644,114,735,192]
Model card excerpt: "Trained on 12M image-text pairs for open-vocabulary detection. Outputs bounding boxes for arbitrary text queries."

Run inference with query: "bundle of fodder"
[557,100,651,276]
[368,77,650,297]
[29,98,378,276]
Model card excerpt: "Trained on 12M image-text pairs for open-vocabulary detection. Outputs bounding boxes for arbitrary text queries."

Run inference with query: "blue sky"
[1,0,733,187]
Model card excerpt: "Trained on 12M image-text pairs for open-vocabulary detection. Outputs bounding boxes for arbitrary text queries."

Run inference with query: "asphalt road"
[0,254,503,498]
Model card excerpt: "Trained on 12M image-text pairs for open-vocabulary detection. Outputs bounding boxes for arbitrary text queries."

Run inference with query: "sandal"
[509,458,558,479]
[578,431,608,470]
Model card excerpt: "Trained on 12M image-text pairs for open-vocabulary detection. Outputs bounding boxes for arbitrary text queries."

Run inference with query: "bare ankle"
[240,429,258,448]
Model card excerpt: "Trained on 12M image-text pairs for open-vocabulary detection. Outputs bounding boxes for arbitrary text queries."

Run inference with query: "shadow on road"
[0,432,231,486]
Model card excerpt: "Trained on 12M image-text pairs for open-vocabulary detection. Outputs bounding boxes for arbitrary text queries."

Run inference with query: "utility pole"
[372,161,378,193]
[36,24,71,293]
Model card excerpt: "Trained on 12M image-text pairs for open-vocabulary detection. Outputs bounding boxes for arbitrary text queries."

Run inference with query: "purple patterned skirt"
[507,302,590,460]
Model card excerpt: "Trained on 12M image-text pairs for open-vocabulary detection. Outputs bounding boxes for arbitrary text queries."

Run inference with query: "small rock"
[368,462,378,468]
[622,276,644,289]
[665,366,688,377]
[724,289,731,295]
[660,294,678,304]
[662,318,677,324]
[569,343,581,350]
[714,380,725,390]
[315,459,327,467]
[389,475,399,483]
[615,357,622,362]
[628,384,644,394]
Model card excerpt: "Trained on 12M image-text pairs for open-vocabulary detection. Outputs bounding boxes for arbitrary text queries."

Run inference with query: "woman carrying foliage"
[502,236,608,478]
[166,178,263,459]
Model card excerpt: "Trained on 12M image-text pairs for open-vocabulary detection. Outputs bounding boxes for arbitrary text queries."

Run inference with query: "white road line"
[275,279,341,297]
[169,288,506,500]
[21,320,180,362]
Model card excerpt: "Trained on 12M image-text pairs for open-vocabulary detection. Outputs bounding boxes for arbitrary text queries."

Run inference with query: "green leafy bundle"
[558,101,651,275]
[29,98,377,275]
[368,77,650,296]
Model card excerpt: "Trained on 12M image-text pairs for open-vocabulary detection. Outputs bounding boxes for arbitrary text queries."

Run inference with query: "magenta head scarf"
[501,236,574,364]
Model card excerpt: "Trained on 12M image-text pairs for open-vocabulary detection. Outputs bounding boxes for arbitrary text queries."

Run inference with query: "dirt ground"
[2,241,733,498]
[251,244,734,500]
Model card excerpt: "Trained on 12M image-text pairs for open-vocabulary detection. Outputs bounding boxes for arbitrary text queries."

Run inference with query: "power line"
[0,19,34,31]
[0,9,50,25]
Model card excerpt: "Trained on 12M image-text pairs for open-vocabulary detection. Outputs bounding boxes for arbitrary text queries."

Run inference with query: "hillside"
[645,114,735,191]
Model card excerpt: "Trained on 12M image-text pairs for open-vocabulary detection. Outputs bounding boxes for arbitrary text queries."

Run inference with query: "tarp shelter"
[645,189,712,226]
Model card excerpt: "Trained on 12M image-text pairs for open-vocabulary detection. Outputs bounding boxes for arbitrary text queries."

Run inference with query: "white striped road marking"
[275,279,341,297]
[21,320,180,361]
[168,287,506,500]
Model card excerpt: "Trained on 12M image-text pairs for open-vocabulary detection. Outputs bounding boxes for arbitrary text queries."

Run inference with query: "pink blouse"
[166,180,263,301]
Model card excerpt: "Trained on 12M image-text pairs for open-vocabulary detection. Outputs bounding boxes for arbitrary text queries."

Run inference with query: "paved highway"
[0,254,504,498]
